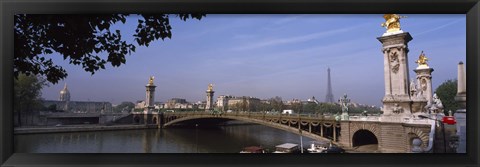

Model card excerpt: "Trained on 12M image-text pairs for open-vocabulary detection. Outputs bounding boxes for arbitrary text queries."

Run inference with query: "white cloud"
[232,23,369,51]
[414,19,464,37]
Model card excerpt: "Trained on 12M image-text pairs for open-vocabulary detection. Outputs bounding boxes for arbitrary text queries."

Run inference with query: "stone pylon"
[413,63,434,103]
[454,61,466,108]
[205,84,215,111]
[144,76,156,114]
[454,61,466,153]
[410,53,433,115]
[377,32,414,121]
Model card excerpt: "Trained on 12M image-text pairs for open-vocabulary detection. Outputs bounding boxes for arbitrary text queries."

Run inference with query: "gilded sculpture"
[415,51,429,66]
[148,76,154,85]
[381,14,406,33]
[208,83,213,91]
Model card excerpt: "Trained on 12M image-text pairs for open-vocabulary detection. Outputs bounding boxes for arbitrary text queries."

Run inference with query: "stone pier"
[377,31,414,121]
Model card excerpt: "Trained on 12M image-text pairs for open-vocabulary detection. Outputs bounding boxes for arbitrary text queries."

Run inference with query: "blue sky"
[41,14,466,106]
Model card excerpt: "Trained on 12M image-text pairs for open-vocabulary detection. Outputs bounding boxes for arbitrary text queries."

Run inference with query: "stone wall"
[378,122,407,152]
[46,117,99,126]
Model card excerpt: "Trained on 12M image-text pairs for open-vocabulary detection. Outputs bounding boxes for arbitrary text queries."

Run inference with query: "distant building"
[135,100,146,109]
[163,98,193,109]
[59,83,70,102]
[153,98,205,110]
[216,95,234,111]
[286,98,302,105]
[226,96,261,111]
[42,83,112,113]
[306,96,319,104]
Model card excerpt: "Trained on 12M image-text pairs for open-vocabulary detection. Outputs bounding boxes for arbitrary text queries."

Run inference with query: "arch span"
[163,115,336,144]
[352,129,378,147]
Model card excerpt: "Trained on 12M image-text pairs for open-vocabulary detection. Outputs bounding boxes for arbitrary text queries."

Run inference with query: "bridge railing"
[348,116,381,122]
[162,111,337,122]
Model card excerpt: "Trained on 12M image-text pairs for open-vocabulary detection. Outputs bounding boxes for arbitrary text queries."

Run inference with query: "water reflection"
[15,123,315,153]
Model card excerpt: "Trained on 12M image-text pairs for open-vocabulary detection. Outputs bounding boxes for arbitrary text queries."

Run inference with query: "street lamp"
[299,129,304,153]
[339,93,350,120]
[195,123,199,153]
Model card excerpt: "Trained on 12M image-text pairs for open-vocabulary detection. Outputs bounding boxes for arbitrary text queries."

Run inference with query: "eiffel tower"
[325,68,335,103]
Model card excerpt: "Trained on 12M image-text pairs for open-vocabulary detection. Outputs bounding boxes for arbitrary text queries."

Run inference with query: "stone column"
[377,32,413,120]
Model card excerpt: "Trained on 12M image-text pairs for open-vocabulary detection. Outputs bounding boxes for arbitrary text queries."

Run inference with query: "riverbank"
[14,121,256,135]
[14,124,155,134]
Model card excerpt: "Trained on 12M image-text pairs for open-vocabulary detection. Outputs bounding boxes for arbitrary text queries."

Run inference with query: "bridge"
[132,111,339,144]
[126,19,458,153]
[130,111,433,153]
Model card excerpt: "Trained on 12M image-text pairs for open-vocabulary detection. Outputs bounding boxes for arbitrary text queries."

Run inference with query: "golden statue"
[381,14,406,33]
[415,51,429,66]
[208,84,213,91]
[148,76,154,85]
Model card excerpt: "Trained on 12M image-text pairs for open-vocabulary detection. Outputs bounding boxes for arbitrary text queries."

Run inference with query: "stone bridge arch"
[163,115,336,144]
[349,122,381,148]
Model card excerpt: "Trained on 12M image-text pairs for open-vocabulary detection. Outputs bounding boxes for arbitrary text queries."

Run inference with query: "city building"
[226,96,261,111]
[216,95,234,111]
[135,100,146,109]
[42,83,112,113]
[161,98,194,109]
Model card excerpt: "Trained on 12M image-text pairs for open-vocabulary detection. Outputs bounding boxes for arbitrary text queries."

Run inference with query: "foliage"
[435,79,459,115]
[347,105,382,115]
[14,14,205,84]
[316,103,341,114]
[45,104,57,111]
[14,73,48,126]
[302,103,317,114]
[269,96,284,112]
[290,102,303,113]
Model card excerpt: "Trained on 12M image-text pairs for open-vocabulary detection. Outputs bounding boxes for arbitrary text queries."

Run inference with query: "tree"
[290,102,303,114]
[435,79,459,115]
[316,103,341,115]
[229,102,243,112]
[114,101,135,113]
[14,73,48,126]
[303,103,317,114]
[15,14,205,84]
[269,96,284,112]
[258,102,272,112]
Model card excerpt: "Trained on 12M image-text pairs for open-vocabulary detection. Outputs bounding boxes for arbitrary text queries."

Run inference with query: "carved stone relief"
[390,52,400,73]
[421,79,427,91]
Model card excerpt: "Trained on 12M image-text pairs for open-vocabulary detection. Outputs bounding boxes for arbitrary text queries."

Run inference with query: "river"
[15,122,317,153]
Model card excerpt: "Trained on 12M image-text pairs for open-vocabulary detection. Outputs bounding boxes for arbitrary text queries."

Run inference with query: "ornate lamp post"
[339,93,350,121]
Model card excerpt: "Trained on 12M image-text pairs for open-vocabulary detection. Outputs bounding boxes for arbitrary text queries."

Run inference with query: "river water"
[15,122,316,153]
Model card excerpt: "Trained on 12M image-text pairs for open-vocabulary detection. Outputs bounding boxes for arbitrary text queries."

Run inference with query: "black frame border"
[1,0,479,167]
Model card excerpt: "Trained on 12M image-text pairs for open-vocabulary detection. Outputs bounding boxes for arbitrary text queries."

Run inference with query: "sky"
[40,14,466,107]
